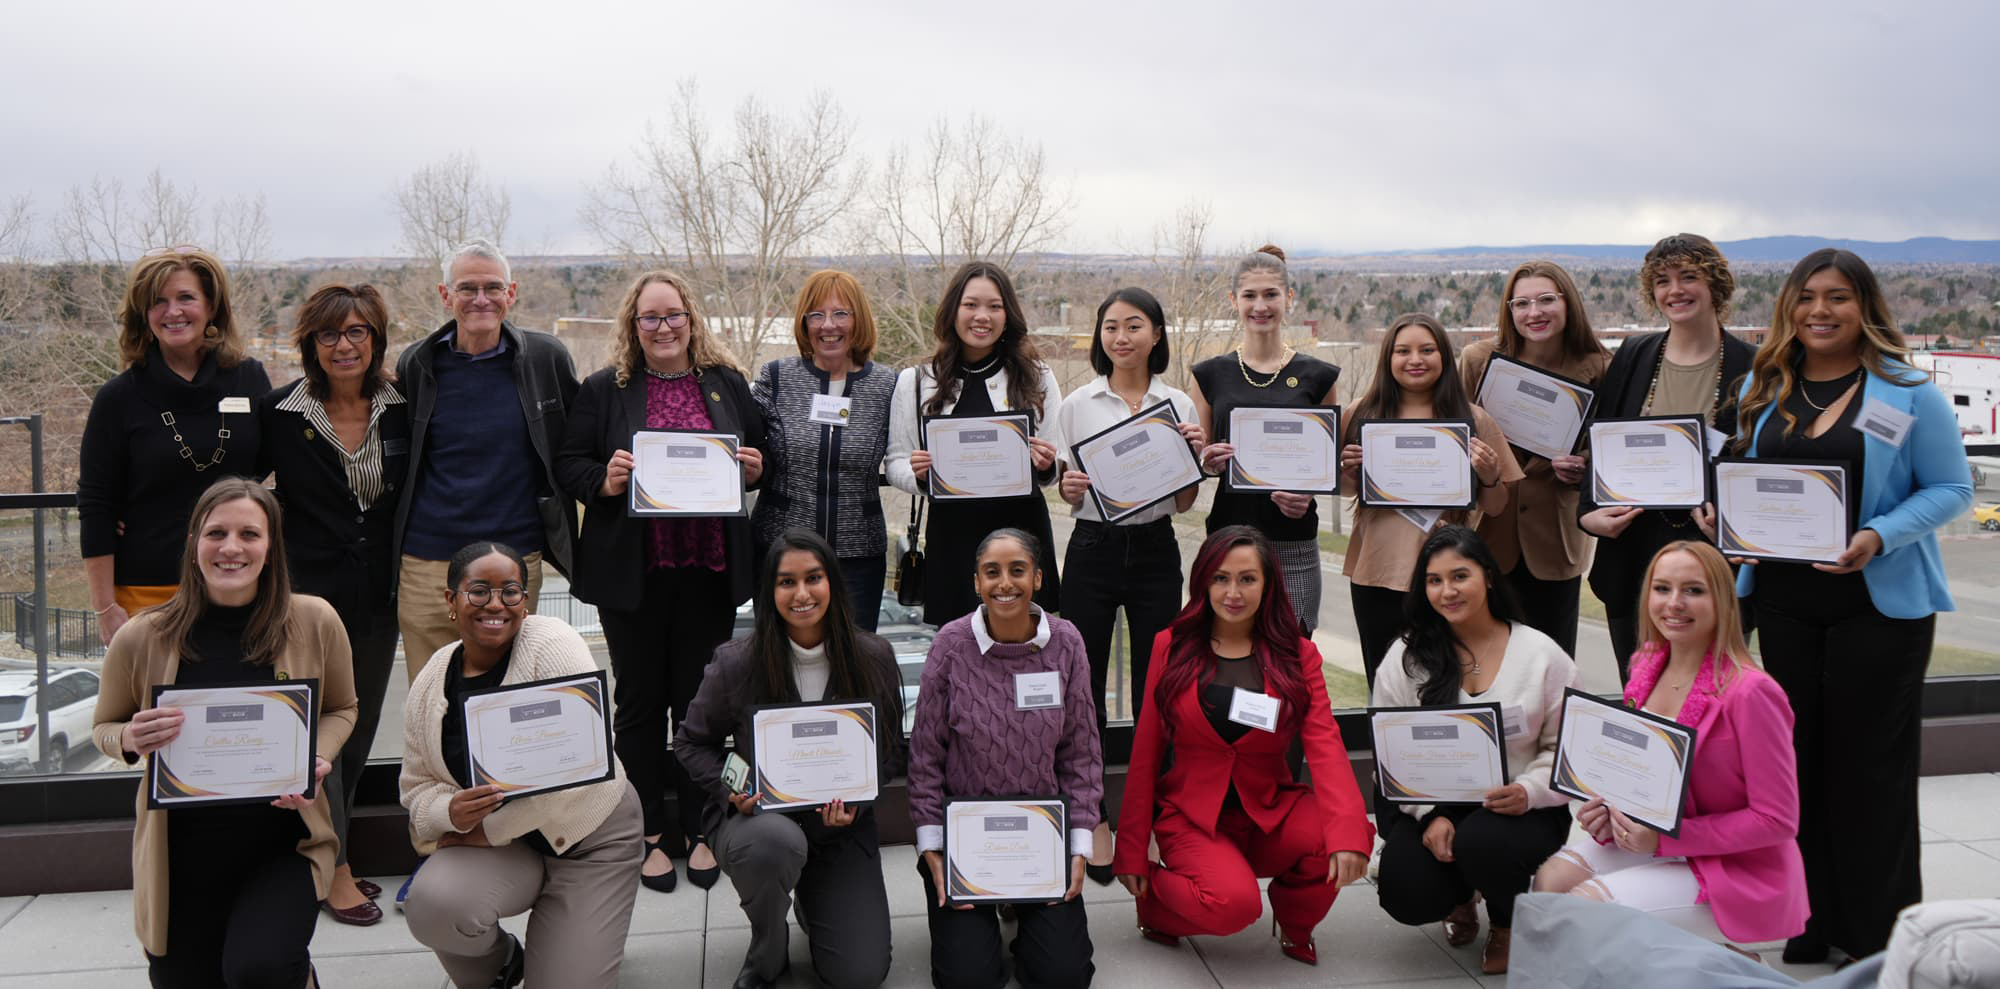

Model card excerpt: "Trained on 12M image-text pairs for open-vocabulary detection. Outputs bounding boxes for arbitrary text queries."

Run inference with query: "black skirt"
[922,491,1061,627]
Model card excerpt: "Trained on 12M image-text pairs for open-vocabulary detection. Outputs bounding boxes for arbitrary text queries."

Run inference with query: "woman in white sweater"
[400,542,644,989]
[1370,526,1577,976]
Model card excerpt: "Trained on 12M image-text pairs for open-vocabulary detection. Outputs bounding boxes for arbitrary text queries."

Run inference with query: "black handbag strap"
[907,370,925,539]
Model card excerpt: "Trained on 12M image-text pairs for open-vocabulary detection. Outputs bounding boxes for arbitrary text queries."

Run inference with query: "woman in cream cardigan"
[400,542,644,989]
[92,477,357,987]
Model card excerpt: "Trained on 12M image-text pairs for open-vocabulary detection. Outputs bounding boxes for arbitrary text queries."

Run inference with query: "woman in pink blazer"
[1533,541,1806,950]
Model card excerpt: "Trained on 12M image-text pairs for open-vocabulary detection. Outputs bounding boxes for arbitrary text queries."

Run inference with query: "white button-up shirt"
[1048,375,1199,525]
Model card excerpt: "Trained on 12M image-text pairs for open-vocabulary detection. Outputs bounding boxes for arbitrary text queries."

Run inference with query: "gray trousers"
[406,783,644,989]
[714,809,893,988]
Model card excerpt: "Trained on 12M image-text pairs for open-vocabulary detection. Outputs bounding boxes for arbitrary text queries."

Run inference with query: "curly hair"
[608,270,744,388]
[1638,233,1736,323]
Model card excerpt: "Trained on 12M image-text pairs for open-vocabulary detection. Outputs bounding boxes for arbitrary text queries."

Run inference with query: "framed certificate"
[1067,400,1201,523]
[147,679,318,809]
[1226,405,1341,494]
[924,412,1035,500]
[1357,419,1476,510]
[944,797,1069,904]
[462,670,616,801]
[1587,416,1710,509]
[1368,703,1509,805]
[750,701,880,811]
[1712,458,1851,564]
[1474,354,1595,462]
[629,430,746,517]
[1550,688,1696,837]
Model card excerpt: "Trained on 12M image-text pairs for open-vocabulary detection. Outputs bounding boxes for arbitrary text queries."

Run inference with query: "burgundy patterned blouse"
[645,373,727,572]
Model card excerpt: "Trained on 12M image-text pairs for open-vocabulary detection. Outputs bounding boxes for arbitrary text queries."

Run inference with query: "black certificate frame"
[1710,457,1852,565]
[921,410,1037,501]
[459,669,616,804]
[1355,418,1477,510]
[1366,701,1509,807]
[1067,399,1202,523]
[1223,404,1342,496]
[1549,687,1697,838]
[1585,414,1712,510]
[746,699,881,812]
[942,795,1070,905]
[1474,352,1597,463]
[628,428,747,518]
[147,678,320,810]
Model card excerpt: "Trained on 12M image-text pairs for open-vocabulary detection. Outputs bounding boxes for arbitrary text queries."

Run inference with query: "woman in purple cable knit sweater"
[909,527,1104,989]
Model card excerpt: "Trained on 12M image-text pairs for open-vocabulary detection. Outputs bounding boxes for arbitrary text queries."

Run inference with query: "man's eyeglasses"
[141,244,205,258]
[452,282,511,300]
[1507,293,1564,314]
[312,325,373,348]
[805,310,853,328]
[456,583,526,607]
[637,313,691,333]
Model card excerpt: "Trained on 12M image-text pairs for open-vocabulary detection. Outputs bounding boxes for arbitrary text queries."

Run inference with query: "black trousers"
[148,845,318,987]
[600,566,736,843]
[1059,518,1183,728]
[1375,802,1571,929]
[1503,565,1580,658]
[917,859,1093,989]
[844,553,887,632]
[328,607,399,867]
[1756,565,1932,958]
[1352,582,1409,688]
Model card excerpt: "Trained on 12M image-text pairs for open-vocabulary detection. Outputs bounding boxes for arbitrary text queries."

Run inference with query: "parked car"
[0,668,100,774]
[1975,503,2000,532]
[734,593,933,640]
[888,629,936,734]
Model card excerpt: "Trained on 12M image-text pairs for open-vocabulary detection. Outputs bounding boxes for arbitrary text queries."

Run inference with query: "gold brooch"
[710,391,722,402]
[1285,376,1299,388]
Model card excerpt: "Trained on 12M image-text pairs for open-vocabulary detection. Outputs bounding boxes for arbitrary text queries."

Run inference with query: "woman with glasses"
[80,246,272,645]
[555,270,767,895]
[401,542,645,989]
[1457,262,1610,656]
[751,270,898,630]
[256,284,410,926]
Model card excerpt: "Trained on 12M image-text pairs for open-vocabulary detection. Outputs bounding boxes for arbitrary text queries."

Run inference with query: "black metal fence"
[0,591,105,660]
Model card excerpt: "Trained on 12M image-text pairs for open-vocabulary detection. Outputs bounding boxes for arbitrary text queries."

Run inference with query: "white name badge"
[1227,688,1280,732]
[1396,507,1444,533]
[810,394,852,427]
[1854,398,1913,449]
[218,396,252,414]
[1014,671,1062,710]
[1707,427,1730,461]
[1501,703,1527,739]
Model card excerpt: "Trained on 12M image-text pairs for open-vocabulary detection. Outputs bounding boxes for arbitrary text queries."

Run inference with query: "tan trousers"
[406,783,644,989]
[397,551,544,683]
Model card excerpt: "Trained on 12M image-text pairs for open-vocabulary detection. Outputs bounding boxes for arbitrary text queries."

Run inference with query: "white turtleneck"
[790,638,830,702]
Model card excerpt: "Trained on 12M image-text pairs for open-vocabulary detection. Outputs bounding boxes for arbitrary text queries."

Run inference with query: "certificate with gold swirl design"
[630,430,746,517]
[1368,703,1508,805]
[1713,458,1850,564]
[750,701,880,811]
[1226,405,1341,495]
[147,679,318,809]
[1550,688,1696,837]
[944,798,1068,904]
[1358,419,1476,509]
[462,670,615,802]
[1069,400,1203,522]
[1587,416,1709,509]
[923,412,1035,499]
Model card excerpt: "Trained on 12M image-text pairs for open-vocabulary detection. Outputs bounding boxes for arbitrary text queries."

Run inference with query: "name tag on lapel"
[1854,398,1913,448]
[1014,671,1061,710]
[1226,689,1280,732]
[218,397,251,414]
[383,438,409,456]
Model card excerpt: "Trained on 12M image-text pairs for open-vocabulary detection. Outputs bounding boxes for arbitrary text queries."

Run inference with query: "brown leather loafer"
[1481,926,1511,975]
[1442,898,1480,947]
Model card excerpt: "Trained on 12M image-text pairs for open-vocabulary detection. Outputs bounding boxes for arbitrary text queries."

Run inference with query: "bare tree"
[1145,199,1236,387]
[0,195,35,326]
[49,170,206,331]
[209,193,280,338]
[394,153,512,271]
[581,80,861,366]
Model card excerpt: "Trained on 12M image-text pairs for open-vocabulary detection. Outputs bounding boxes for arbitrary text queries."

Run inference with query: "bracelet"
[1479,477,1500,489]
[94,603,116,616]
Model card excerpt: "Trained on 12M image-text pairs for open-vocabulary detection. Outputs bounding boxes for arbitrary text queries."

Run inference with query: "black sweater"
[78,347,271,585]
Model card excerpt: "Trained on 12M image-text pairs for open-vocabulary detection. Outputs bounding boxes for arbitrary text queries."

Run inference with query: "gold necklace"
[160,411,230,472]
[1238,347,1293,388]
[1801,367,1863,412]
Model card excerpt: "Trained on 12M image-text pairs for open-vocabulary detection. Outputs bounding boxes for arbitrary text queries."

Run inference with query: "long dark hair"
[1089,287,1170,376]
[152,478,293,666]
[1397,526,1521,705]
[1155,526,1308,737]
[922,261,1046,419]
[1345,312,1475,434]
[751,530,898,708]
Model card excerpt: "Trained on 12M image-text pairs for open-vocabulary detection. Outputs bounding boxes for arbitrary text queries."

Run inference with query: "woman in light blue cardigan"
[1701,248,1972,965]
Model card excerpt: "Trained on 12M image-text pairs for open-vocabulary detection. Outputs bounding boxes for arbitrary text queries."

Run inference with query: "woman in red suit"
[1112,525,1373,965]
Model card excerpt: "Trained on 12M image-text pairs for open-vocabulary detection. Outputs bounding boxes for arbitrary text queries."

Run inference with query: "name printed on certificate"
[751,701,880,811]
[148,679,318,810]
[1226,405,1341,494]
[462,670,616,801]
[924,412,1035,500]
[1357,419,1476,510]
[1587,417,1709,509]
[1475,354,1594,462]
[1550,689,1696,837]
[1369,703,1509,805]
[1069,400,1203,522]
[630,430,746,517]
[1712,458,1850,564]
[944,798,1069,904]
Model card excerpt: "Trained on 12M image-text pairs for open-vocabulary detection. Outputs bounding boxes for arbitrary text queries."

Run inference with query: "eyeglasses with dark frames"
[311,325,374,347]
[637,313,691,333]
[455,582,527,607]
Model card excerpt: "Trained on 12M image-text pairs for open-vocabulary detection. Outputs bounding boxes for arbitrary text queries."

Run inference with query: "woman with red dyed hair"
[1111,526,1373,966]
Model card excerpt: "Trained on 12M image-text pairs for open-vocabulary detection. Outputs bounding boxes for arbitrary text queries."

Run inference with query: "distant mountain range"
[1323,237,2000,265]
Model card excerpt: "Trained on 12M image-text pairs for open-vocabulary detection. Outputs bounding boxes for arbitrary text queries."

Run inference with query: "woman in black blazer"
[254,284,411,925]
[555,269,768,894]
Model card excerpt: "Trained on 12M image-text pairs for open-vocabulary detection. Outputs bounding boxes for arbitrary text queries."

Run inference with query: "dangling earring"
[203,324,220,339]
[448,611,457,621]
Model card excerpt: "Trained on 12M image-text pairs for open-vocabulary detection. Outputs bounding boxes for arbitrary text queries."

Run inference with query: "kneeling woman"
[93,478,357,987]
[1112,526,1372,965]
[909,529,1104,989]
[1533,541,1805,951]
[401,542,645,989]
[1371,526,1576,975]
[675,531,905,989]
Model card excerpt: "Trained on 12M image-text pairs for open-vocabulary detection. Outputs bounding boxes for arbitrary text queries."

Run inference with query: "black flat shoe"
[1783,929,1829,964]
[731,957,787,989]
[641,838,679,893]
[687,839,721,890]
[490,932,524,989]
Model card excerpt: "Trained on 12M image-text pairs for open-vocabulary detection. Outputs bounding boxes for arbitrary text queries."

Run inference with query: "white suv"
[0,668,101,774]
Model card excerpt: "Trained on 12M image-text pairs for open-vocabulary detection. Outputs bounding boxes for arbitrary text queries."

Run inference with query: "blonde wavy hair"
[115,248,245,370]
[1634,541,1758,688]
[609,270,744,387]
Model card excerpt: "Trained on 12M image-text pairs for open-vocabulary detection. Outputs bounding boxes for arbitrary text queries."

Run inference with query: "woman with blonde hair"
[751,269,897,629]
[1699,249,1971,963]
[79,247,272,644]
[1533,540,1805,958]
[555,269,766,893]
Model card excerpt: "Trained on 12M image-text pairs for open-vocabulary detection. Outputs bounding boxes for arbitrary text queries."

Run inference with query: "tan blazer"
[1459,339,1611,580]
[91,594,357,956]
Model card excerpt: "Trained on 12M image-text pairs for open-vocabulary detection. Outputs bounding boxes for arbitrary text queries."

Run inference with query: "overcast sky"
[5,0,1995,260]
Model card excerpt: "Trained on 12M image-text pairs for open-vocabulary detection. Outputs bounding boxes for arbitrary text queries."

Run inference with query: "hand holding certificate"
[148,680,319,809]
[1475,354,1594,462]
[1712,458,1851,564]
[630,430,746,517]
[943,798,1070,904]
[924,412,1035,499]
[1369,703,1509,805]
[1358,419,1476,509]
[1226,405,1341,494]
[1550,689,1695,837]
[751,701,879,811]
[1588,416,1709,509]
[461,671,615,801]
[1067,400,1202,522]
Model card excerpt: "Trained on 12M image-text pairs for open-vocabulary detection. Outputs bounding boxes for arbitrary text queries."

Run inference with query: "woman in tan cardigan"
[91,477,358,987]
[400,541,644,989]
